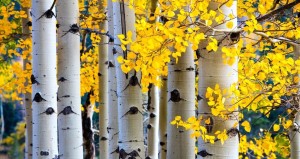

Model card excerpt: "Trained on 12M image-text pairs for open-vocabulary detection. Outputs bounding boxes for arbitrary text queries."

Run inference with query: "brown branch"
[257,0,300,22]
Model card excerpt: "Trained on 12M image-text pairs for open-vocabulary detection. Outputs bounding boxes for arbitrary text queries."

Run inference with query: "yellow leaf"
[273,124,280,132]
[167,11,175,17]
[241,121,251,132]
[175,116,181,121]
[127,52,136,59]
[118,34,125,40]
[226,21,233,29]
[117,56,124,63]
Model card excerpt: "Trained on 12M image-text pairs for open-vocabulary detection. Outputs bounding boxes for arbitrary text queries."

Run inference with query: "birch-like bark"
[290,45,300,159]
[167,44,195,159]
[113,1,144,158]
[198,1,238,159]
[31,0,58,158]
[21,7,32,159]
[147,84,159,159]
[98,1,109,159]
[158,77,167,159]
[107,0,119,158]
[57,0,83,158]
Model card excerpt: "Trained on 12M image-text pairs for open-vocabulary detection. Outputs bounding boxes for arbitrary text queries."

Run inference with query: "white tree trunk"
[198,1,238,159]
[21,7,32,159]
[113,1,145,158]
[99,1,109,159]
[57,0,83,158]
[290,45,300,159]
[159,77,167,159]
[167,44,195,159]
[107,0,119,158]
[31,0,58,158]
[147,84,159,159]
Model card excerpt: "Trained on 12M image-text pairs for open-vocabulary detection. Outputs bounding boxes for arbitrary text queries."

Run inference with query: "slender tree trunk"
[198,1,239,159]
[21,7,32,159]
[147,84,159,159]
[159,77,167,159]
[57,0,83,158]
[99,0,109,158]
[31,0,58,158]
[107,0,119,158]
[167,44,195,159]
[290,45,300,159]
[113,1,145,158]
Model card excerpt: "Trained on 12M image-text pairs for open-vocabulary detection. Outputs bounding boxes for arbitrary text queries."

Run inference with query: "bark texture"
[31,0,58,158]
[57,0,83,158]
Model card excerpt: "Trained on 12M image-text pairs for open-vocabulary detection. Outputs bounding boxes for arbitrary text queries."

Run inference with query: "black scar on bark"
[197,149,213,157]
[197,95,204,101]
[58,106,78,116]
[119,149,141,159]
[33,93,46,102]
[121,106,143,118]
[58,77,67,82]
[186,66,194,71]
[105,61,115,68]
[61,23,80,37]
[149,113,156,118]
[39,107,55,115]
[36,0,57,21]
[147,124,152,129]
[122,71,141,92]
[230,32,240,42]
[100,137,108,141]
[31,74,40,85]
[168,89,186,102]
[40,151,49,156]
[27,21,32,26]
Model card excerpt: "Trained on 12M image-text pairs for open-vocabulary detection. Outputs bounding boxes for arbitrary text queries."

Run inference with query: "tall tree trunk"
[31,0,58,158]
[113,1,145,158]
[147,84,159,159]
[290,45,300,159]
[107,0,119,158]
[21,7,32,159]
[159,77,167,159]
[99,0,109,158]
[57,0,83,158]
[167,44,195,159]
[198,1,238,159]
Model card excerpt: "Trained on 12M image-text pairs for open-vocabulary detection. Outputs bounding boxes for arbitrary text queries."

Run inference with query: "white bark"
[167,44,195,159]
[198,1,238,159]
[107,0,119,158]
[290,45,300,159]
[147,85,159,159]
[158,78,167,159]
[113,1,145,158]
[31,0,58,158]
[21,7,32,159]
[57,0,83,158]
[99,0,109,159]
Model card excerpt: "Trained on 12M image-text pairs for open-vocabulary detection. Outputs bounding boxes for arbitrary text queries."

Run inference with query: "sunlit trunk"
[147,84,159,159]
[290,45,300,159]
[198,1,238,159]
[159,77,167,159]
[98,0,109,158]
[31,0,58,158]
[167,44,195,159]
[57,0,83,158]
[21,7,32,159]
[107,0,119,158]
[113,1,145,158]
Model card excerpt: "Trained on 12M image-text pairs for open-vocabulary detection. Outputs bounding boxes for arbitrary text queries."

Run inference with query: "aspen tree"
[113,0,145,157]
[99,0,109,158]
[57,0,83,158]
[198,1,239,158]
[31,0,58,158]
[106,0,119,158]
